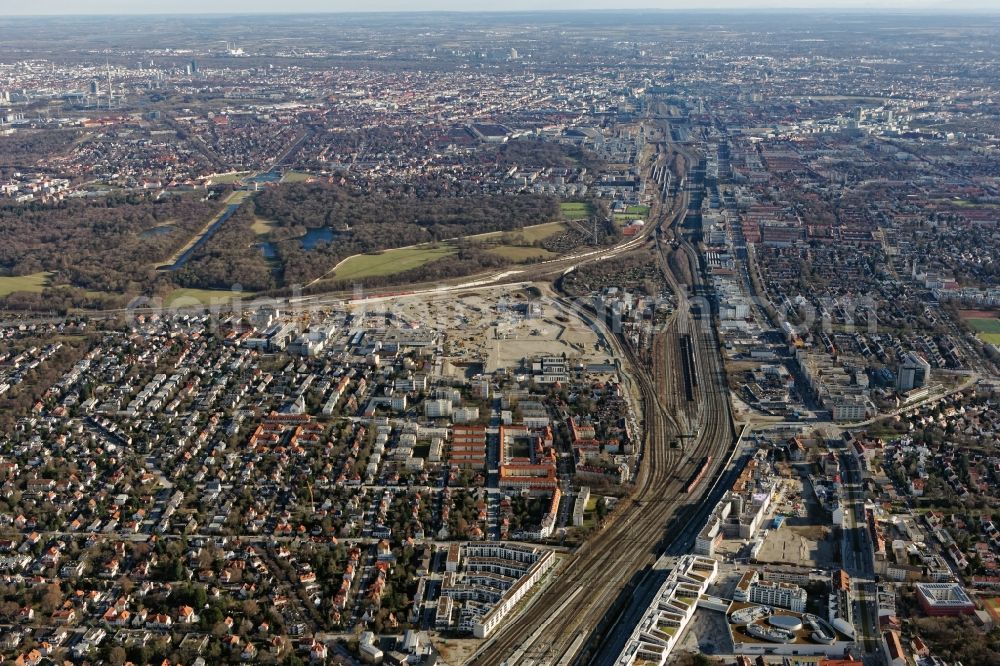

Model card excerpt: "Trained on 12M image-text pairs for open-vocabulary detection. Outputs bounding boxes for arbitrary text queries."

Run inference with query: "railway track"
[469,343,702,665]
[467,139,736,666]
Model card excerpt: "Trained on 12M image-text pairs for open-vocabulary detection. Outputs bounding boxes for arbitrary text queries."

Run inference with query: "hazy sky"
[3,0,997,15]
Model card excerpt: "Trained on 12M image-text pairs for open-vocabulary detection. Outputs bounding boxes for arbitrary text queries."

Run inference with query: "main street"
[841,451,882,662]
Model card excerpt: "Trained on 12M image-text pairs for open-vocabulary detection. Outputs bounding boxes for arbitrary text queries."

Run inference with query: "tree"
[201,606,223,630]
[118,576,135,595]
[170,559,185,581]
[109,646,128,666]
[39,583,63,614]
[193,585,208,609]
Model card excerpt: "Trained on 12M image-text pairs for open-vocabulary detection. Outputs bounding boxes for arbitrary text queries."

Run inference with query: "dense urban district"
[2,9,1000,666]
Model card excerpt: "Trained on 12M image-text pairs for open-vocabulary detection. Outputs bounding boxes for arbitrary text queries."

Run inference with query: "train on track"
[679,333,697,401]
[685,455,712,493]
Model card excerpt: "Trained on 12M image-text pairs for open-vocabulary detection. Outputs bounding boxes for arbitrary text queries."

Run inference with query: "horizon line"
[4,7,1000,18]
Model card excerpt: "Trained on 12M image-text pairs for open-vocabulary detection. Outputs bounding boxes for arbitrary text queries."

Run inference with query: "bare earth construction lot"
[366,286,612,373]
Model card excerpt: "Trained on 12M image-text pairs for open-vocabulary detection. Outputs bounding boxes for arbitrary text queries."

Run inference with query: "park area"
[0,272,50,298]
[960,310,1000,345]
[328,220,570,282]
[331,245,457,281]
[164,287,255,307]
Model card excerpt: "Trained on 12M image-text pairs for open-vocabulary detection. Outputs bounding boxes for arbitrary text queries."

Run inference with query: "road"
[840,451,881,662]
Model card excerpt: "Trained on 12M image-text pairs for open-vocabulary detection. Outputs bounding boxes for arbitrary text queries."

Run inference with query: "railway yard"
[464,131,740,666]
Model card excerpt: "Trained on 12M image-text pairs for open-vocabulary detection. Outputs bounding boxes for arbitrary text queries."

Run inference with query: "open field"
[0,272,51,297]
[967,318,1000,334]
[164,288,254,307]
[252,217,276,235]
[962,315,1000,345]
[959,309,999,319]
[225,190,253,205]
[210,171,251,184]
[332,245,456,281]
[467,220,568,243]
[280,171,313,183]
[560,201,594,220]
[316,218,566,285]
[614,205,650,224]
[486,246,556,262]
[468,221,566,263]
[519,220,567,243]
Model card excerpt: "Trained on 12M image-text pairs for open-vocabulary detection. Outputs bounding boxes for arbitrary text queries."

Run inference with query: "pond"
[300,227,336,250]
[248,169,282,184]
[252,229,334,257]
[141,225,176,238]
[256,241,278,259]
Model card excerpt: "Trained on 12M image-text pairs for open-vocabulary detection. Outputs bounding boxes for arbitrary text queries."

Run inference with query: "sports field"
[332,245,456,281]
[963,315,1000,346]
[984,597,1000,623]
[0,272,51,297]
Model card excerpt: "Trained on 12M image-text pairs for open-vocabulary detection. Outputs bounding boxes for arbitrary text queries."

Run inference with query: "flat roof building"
[914,582,975,616]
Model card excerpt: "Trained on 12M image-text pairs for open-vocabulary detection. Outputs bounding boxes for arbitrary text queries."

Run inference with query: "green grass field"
[968,318,1000,334]
[0,272,51,297]
[316,218,568,285]
[519,221,567,243]
[164,288,255,307]
[967,318,1000,345]
[614,205,650,224]
[211,172,251,184]
[281,171,313,183]
[560,201,594,220]
[225,190,253,205]
[332,245,456,281]
[486,246,556,262]
[467,221,568,244]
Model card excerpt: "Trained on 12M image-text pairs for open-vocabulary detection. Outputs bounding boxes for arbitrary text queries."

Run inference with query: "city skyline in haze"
[3,0,999,16]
